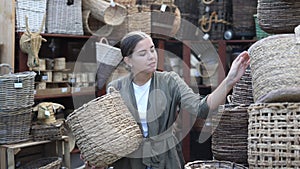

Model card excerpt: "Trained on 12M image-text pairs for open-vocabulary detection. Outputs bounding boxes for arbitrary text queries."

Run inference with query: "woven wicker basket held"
[66,87,143,167]
[248,25,300,103]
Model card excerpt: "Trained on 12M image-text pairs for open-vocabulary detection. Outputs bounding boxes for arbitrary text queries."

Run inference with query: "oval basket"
[185,160,248,169]
[0,64,36,110]
[19,157,62,169]
[66,87,143,167]
[248,25,300,103]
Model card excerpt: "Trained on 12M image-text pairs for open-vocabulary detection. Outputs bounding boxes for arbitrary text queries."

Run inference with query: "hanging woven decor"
[248,25,300,103]
[257,0,300,34]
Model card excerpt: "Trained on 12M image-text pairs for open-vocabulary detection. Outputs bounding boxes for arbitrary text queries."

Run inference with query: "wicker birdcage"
[66,87,143,167]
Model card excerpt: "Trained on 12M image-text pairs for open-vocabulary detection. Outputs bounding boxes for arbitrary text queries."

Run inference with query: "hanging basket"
[66,87,143,167]
[257,0,300,34]
[248,25,300,103]
[95,37,123,89]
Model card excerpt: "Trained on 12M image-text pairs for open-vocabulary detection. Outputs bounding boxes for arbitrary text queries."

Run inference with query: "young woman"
[90,31,250,169]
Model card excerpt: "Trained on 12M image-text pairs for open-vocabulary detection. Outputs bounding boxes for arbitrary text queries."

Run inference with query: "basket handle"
[107,86,117,93]
[295,25,300,45]
[0,63,13,75]
[99,37,109,45]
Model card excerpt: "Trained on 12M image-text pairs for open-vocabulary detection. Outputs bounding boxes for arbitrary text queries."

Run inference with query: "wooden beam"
[0,0,15,68]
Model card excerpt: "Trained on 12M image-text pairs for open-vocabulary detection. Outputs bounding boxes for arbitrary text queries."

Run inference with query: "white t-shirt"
[133,79,151,137]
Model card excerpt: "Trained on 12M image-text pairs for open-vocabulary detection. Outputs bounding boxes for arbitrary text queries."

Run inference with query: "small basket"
[248,103,300,168]
[66,86,143,167]
[0,64,36,110]
[185,160,248,169]
[46,0,83,35]
[31,123,63,141]
[96,38,123,89]
[0,106,32,144]
[248,26,300,102]
[15,0,47,33]
[19,157,62,169]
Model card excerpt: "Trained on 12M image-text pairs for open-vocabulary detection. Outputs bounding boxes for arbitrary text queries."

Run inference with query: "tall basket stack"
[247,25,300,168]
[0,64,36,144]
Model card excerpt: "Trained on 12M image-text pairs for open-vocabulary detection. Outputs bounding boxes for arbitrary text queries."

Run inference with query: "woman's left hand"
[225,51,250,88]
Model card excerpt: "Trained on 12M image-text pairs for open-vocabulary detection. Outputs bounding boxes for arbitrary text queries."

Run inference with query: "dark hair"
[120,31,150,58]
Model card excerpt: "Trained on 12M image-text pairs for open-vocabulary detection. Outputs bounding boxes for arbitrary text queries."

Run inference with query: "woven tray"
[31,122,63,141]
[19,157,62,169]
[248,103,300,168]
[0,106,32,144]
[185,160,248,169]
[0,64,36,110]
[248,26,300,102]
[66,87,143,167]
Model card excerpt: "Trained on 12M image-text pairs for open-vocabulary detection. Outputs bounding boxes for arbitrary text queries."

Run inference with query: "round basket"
[82,10,113,36]
[0,64,36,110]
[66,87,143,167]
[185,160,248,169]
[248,102,300,168]
[212,104,249,166]
[248,25,300,103]
[257,0,300,34]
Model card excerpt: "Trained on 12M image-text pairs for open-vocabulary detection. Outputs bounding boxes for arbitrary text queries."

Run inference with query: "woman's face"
[125,37,158,75]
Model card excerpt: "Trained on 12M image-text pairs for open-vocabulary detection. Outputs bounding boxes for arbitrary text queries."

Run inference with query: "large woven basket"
[212,104,249,166]
[257,0,300,34]
[185,160,247,169]
[248,25,300,103]
[0,106,32,144]
[248,103,300,168]
[0,64,36,110]
[66,87,143,167]
[96,38,123,89]
[15,0,47,33]
[46,0,83,35]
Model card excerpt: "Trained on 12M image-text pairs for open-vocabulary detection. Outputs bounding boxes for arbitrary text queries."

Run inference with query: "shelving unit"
[15,31,256,162]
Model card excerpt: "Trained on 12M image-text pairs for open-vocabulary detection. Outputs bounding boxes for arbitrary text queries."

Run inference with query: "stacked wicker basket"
[0,64,36,144]
[247,24,300,168]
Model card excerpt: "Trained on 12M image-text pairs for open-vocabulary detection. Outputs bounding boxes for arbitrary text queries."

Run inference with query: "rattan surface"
[212,104,249,166]
[19,157,62,169]
[248,30,300,103]
[257,0,300,34]
[66,87,143,167]
[0,106,32,144]
[31,123,63,141]
[185,160,248,169]
[248,103,300,168]
[0,64,36,110]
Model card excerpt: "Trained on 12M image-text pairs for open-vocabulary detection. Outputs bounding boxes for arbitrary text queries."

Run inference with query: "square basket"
[46,0,83,35]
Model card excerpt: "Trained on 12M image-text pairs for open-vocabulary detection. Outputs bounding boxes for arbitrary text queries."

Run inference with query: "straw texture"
[257,0,300,34]
[248,28,300,103]
[185,160,247,169]
[248,103,300,168]
[66,87,143,167]
[212,104,249,166]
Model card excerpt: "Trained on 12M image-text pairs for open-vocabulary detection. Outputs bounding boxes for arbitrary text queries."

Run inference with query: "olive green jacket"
[108,71,209,169]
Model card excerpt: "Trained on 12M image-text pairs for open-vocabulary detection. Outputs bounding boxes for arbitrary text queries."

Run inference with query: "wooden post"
[0,0,15,68]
